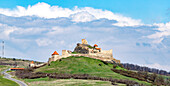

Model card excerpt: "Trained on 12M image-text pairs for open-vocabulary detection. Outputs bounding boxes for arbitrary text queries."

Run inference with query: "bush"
[12,58,16,61]
[15,69,142,86]
[87,45,94,49]
[71,52,78,54]
[111,68,169,85]
[113,65,117,68]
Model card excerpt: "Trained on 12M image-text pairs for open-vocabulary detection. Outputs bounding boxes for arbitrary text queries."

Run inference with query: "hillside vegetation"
[0,65,10,72]
[35,56,150,85]
[122,63,170,75]
[24,77,116,86]
[0,65,19,86]
[0,76,19,86]
[0,57,43,68]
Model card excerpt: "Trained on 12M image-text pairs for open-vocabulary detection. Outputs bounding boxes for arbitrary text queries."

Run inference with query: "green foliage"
[36,56,113,74]
[0,65,10,72]
[0,65,18,86]
[153,75,165,85]
[71,52,78,54]
[111,68,170,85]
[24,78,113,86]
[88,45,94,48]
[115,66,127,71]
[12,58,16,61]
[0,76,19,86]
[7,70,13,73]
[35,56,150,85]
[0,65,6,68]
[24,77,51,82]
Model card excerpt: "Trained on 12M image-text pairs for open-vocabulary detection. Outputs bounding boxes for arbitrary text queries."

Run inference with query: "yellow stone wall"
[82,39,88,44]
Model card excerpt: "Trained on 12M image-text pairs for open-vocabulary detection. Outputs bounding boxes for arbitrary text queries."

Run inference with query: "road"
[1,69,28,86]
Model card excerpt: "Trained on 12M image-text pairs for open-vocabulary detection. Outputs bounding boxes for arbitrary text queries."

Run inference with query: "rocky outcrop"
[73,43,90,54]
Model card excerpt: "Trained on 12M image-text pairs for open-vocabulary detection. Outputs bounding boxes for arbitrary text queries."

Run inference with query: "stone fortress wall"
[82,39,88,44]
[48,39,120,64]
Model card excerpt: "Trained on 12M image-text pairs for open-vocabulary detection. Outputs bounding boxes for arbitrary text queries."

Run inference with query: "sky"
[0,0,170,71]
[0,0,169,24]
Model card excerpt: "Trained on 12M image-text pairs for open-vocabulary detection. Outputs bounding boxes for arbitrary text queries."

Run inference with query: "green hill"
[35,56,151,85]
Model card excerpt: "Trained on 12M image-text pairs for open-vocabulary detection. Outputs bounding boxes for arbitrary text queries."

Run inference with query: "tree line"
[112,66,170,85]
[15,68,144,86]
[122,63,170,76]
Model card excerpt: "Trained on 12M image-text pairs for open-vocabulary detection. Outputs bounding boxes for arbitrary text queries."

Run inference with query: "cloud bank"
[0,2,142,27]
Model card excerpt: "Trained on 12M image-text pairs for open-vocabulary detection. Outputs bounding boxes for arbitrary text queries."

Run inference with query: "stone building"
[30,61,35,67]
[48,51,62,63]
[48,39,120,64]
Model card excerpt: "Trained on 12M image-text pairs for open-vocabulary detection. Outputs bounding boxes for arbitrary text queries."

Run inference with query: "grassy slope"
[0,57,43,68]
[35,56,151,85]
[24,77,118,86]
[0,65,10,72]
[0,65,19,86]
[0,76,19,86]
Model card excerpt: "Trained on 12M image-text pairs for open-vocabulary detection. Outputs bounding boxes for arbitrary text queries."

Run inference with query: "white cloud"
[13,28,47,36]
[0,3,170,71]
[0,19,170,69]
[0,23,18,40]
[147,22,170,43]
[142,63,170,71]
[0,2,142,26]
[45,26,79,37]
[69,11,96,22]
[36,38,52,46]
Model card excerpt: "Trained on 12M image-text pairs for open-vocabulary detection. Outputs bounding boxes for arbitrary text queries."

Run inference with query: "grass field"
[0,57,43,68]
[35,56,151,85]
[0,65,19,86]
[0,75,19,86]
[0,65,10,72]
[24,77,126,86]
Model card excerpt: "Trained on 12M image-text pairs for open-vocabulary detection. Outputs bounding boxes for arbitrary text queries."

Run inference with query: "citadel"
[48,39,120,64]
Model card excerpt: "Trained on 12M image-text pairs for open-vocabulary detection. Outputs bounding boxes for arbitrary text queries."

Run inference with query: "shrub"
[111,68,169,85]
[71,52,78,54]
[113,65,117,68]
[15,69,142,86]
[87,45,94,49]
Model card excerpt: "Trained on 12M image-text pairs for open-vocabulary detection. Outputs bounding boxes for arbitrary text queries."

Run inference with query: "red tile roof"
[96,48,101,50]
[31,61,34,64]
[52,51,59,55]
[94,44,98,47]
[10,68,25,70]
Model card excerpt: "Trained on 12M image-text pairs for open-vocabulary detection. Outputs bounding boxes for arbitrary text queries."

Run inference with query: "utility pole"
[2,41,4,58]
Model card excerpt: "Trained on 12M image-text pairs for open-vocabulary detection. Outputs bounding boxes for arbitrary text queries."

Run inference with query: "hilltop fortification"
[48,39,120,63]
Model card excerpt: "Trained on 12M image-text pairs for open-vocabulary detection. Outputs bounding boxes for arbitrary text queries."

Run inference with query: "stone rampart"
[48,50,120,64]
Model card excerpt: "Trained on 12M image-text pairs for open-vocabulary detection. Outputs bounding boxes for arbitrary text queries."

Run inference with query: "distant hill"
[0,57,43,68]
[122,63,170,76]
[35,56,150,85]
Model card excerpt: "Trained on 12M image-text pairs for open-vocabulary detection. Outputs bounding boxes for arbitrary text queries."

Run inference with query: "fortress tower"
[30,61,35,67]
[82,39,88,44]
[48,51,61,63]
